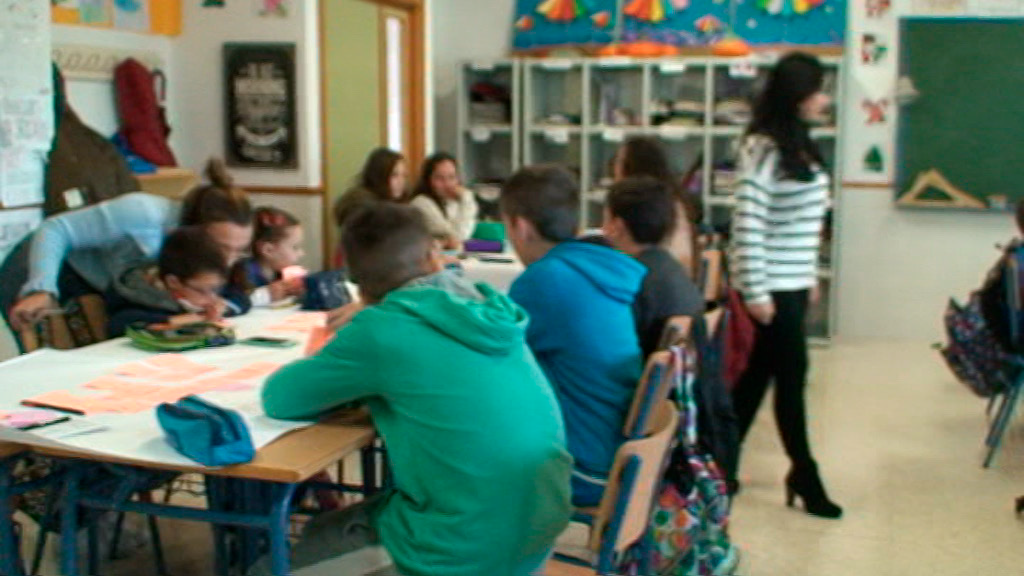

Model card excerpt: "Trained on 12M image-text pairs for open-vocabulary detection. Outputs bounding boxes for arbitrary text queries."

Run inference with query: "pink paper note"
[148,368,210,383]
[4,410,64,428]
[221,362,281,382]
[94,398,154,414]
[146,354,217,373]
[23,391,104,415]
[83,377,155,392]
[115,362,164,378]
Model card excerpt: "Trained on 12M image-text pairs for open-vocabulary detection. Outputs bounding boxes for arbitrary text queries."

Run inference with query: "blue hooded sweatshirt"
[510,241,647,506]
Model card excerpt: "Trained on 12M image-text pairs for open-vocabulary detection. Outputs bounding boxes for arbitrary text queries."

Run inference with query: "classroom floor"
[21,340,1024,575]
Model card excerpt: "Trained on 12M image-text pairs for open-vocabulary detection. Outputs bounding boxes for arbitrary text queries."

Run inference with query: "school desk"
[0,309,378,575]
[460,252,524,292]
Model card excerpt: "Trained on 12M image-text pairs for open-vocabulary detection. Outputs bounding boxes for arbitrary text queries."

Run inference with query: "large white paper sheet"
[0,310,319,468]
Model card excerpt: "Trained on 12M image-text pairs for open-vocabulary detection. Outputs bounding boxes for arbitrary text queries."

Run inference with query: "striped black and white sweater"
[730,135,830,304]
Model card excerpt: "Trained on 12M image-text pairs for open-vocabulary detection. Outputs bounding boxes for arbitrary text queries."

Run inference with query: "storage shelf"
[465,55,844,338]
[528,124,583,134]
[465,123,513,134]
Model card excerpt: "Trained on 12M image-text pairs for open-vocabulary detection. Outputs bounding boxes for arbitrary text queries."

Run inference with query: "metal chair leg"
[985,382,1023,468]
[108,511,127,561]
[30,489,60,576]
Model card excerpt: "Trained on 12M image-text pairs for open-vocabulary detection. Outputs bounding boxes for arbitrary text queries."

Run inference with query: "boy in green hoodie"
[261,203,572,576]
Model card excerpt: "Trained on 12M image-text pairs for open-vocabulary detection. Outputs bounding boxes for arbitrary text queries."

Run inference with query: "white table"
[0,309,319,467]
[459,253,525,293]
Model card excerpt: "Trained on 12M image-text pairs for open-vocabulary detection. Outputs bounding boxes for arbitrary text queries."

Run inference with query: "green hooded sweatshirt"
[263,274,573,575]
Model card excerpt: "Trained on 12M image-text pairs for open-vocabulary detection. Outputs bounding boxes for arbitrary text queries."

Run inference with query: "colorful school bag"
[939,242,1024,398]
[651,346,739,576]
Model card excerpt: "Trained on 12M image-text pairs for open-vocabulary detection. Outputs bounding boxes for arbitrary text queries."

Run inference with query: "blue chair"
[547,400,679,576]
[984,246,1024,468]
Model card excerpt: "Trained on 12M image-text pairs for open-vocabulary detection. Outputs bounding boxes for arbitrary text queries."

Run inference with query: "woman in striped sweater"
[730,53,842,519]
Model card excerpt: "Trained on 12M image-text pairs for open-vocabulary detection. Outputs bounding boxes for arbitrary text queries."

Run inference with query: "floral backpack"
[651,346,739,576]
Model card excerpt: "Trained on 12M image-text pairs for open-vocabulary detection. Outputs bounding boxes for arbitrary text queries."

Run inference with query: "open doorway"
[319,0,426,268]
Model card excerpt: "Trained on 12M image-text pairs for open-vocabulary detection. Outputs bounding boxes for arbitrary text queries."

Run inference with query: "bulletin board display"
[51,0,182,36]
[512,0,846,53]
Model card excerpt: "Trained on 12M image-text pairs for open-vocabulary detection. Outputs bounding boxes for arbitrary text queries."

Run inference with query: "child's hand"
[204,299,227,322]
[268,280,291,302]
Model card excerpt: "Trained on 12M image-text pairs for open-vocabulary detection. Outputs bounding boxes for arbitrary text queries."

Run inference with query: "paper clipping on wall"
[0,207,42,263]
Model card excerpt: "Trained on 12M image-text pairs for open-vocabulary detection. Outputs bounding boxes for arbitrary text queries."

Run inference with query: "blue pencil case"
[156,396,255,466]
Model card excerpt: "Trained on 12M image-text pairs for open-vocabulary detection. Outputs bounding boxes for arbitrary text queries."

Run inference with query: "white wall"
[51,25,178,150]
[429,0,515,155]
[836,188,1015,341]
[834,0,1021,341]
[174,1,321,188]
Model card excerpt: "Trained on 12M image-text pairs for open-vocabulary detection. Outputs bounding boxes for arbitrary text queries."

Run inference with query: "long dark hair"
[619,136,674,182]
[748,52,825,182]
[180,158,252,227]
[412,152,458,217]
[360,147,405,201]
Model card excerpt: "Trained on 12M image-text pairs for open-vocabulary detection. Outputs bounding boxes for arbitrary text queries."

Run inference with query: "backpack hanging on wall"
[114,58,178,167]
[44,64,140,215]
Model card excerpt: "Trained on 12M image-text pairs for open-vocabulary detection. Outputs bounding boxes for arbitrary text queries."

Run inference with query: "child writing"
[234,207,306,307]
[105,227,231,337]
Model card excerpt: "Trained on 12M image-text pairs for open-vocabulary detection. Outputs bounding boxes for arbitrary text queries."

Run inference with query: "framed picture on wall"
[224,43,298,168]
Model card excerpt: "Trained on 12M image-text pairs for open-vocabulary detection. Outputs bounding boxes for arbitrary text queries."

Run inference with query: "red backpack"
[114,58,177,166]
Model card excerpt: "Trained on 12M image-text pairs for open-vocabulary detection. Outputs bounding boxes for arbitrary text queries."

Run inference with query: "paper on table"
[83,377,156,392]
[266,312,327,332]
[146,354,218,373]
[220,362,282,382]
[23,390,105,415]
[1,409,65,428]
[147,368,213,383]
[114,362,165,378]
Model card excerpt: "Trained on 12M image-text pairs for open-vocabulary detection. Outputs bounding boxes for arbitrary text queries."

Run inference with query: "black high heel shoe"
[785,465,842,519]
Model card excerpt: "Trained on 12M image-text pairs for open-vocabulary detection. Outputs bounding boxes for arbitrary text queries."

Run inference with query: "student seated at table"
[5,159,253,334]
[261,203,571,576]
[500,165,646,508]
[231,207,306,307]
[602,177,740,488]
[408,152,479,250]
[104,227,233,337]
[602,177,704,357]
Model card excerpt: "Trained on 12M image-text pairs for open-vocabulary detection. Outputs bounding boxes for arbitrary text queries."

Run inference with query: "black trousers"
[732,289,815,469]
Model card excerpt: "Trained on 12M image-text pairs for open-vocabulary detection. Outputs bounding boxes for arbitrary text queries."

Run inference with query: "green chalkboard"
[897,18,1024,212]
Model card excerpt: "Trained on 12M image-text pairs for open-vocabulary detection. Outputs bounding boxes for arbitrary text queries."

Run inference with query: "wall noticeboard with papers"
[0,0,53,263]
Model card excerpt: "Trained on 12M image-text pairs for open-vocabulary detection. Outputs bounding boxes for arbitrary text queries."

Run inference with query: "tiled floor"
[21,341,1024,575]
[730,340,1024,576]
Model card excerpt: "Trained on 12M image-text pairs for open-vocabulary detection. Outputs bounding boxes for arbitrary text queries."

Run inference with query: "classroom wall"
[834,0,1020,341]
[51,24,179,151]
[173,1,321,188]
[430,0,516,155]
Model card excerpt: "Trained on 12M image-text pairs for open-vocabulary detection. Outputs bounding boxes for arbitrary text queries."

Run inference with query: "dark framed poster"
[224,43,298,168]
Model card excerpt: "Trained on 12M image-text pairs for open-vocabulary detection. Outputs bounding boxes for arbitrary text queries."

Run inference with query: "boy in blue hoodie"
[501,165,647,507]
[261,204,571,576]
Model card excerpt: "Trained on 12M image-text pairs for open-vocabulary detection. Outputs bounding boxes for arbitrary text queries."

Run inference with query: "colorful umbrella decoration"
[537,0,588,22]
[695,14,724,34]
[757,0,826,16]
[624,0,681,24]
